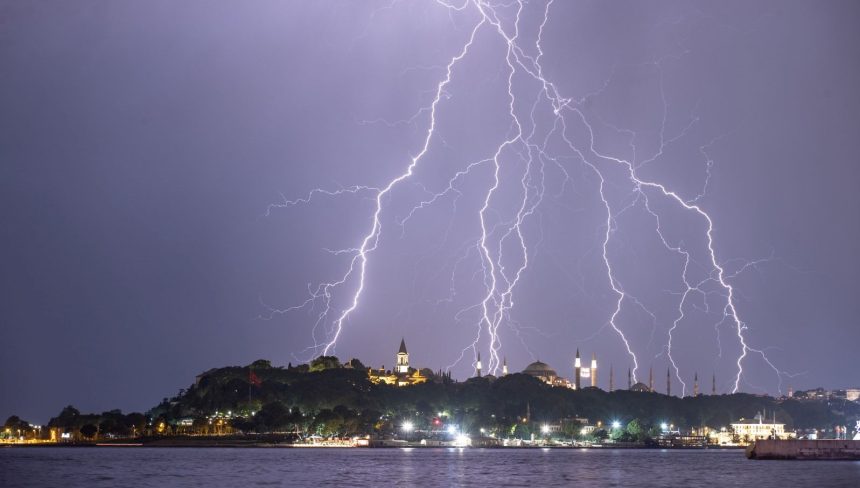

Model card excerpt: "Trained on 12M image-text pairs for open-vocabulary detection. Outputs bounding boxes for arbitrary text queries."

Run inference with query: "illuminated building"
[522,361,561,386]
[590,353,598,388]
[367,338,428,386]
[730,412,795,443]
[395,338,409,374]
[521,350,601,389]
[573,349,598,389]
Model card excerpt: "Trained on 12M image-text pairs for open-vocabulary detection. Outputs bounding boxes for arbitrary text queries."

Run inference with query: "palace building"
[367,338,428,387]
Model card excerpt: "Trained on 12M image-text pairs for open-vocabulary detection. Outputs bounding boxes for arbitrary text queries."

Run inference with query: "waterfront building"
[730,412,795,443]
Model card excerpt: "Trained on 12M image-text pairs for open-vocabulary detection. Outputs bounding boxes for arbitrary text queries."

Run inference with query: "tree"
[345,358,367,370]
[80,424,98,439]
[626,419,645,442]
[50,405,80,428]
[309,356,342,372]
[4,415,28,430]
[255,402,291,432]
[251,359,272,369]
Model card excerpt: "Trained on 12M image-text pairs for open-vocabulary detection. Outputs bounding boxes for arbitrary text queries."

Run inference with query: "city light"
[402,421,414,433]
[661,423,669,431]
[611,421,621,430]
[446,425,457,435]
[541,424,550,434]
[453,434,471,447]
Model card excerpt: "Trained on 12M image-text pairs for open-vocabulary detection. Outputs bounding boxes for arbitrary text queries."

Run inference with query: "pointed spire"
[649,366,654,392]
[398,337,408,354]
[667,366,671,396]
[693,372,699,396]
[476,352,482,378]
[712,373,716,395]
[627,367,632,390]
[502,357,508,376]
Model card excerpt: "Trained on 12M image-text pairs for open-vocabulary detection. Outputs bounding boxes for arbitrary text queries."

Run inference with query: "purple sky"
[2,0,859,423]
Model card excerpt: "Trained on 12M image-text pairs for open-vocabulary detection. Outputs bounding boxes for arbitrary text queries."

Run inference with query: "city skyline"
[2,0,860,424]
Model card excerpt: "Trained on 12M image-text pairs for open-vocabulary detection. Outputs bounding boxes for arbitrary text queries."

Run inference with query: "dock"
[746,439,860,460]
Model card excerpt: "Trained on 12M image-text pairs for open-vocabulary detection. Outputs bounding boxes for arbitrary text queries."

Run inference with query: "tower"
[502,357,508,376]
[667,367,671,396]
[712,373,716,395]
[396,338,409,374]
[574,349,581,390]
[476,352,482,378]
[590,353,598,388]
[609,364,614,392]
[649,366,654,392]
[693,372,699,396]
[627,367,632,390]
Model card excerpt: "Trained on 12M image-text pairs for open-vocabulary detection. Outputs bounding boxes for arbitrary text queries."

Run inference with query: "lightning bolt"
[266,0,787,393]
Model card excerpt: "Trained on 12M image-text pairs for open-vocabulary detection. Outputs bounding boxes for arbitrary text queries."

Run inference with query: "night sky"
[2,1,859,423]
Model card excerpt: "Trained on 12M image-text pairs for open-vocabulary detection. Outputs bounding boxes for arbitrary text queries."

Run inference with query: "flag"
[249,370,262,386]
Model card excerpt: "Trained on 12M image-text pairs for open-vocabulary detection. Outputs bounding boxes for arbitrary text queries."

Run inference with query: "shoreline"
[2,440,746,450]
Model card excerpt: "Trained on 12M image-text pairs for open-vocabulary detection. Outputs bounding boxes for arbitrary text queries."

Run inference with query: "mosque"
[519,349,599,390]
[366,339,707,396]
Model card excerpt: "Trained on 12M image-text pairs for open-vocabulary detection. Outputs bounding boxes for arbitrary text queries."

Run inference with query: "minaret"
[396,338,409,374]
[787,385,794,398]
[609,364,614,392]
[574,349,581,390]
[590,353,598,388]
[712,373,716,395]
[666,367,671,396]
[693,372,699,396]
[627,367,632,390]
[649,366,654,392]
[502,357,508,376]
[476,352,482,378]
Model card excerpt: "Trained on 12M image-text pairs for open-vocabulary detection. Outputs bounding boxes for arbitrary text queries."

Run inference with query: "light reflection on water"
[1,447,859,487]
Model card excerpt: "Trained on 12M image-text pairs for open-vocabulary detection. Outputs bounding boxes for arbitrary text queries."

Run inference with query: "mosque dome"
[522,361,558,378]
[630,382,651,392]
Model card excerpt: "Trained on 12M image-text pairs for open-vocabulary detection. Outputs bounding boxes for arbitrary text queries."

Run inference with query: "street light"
[402,421,414,433]
[611,421,621,430]
[541,424,550,435]
[661,423,669,431]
